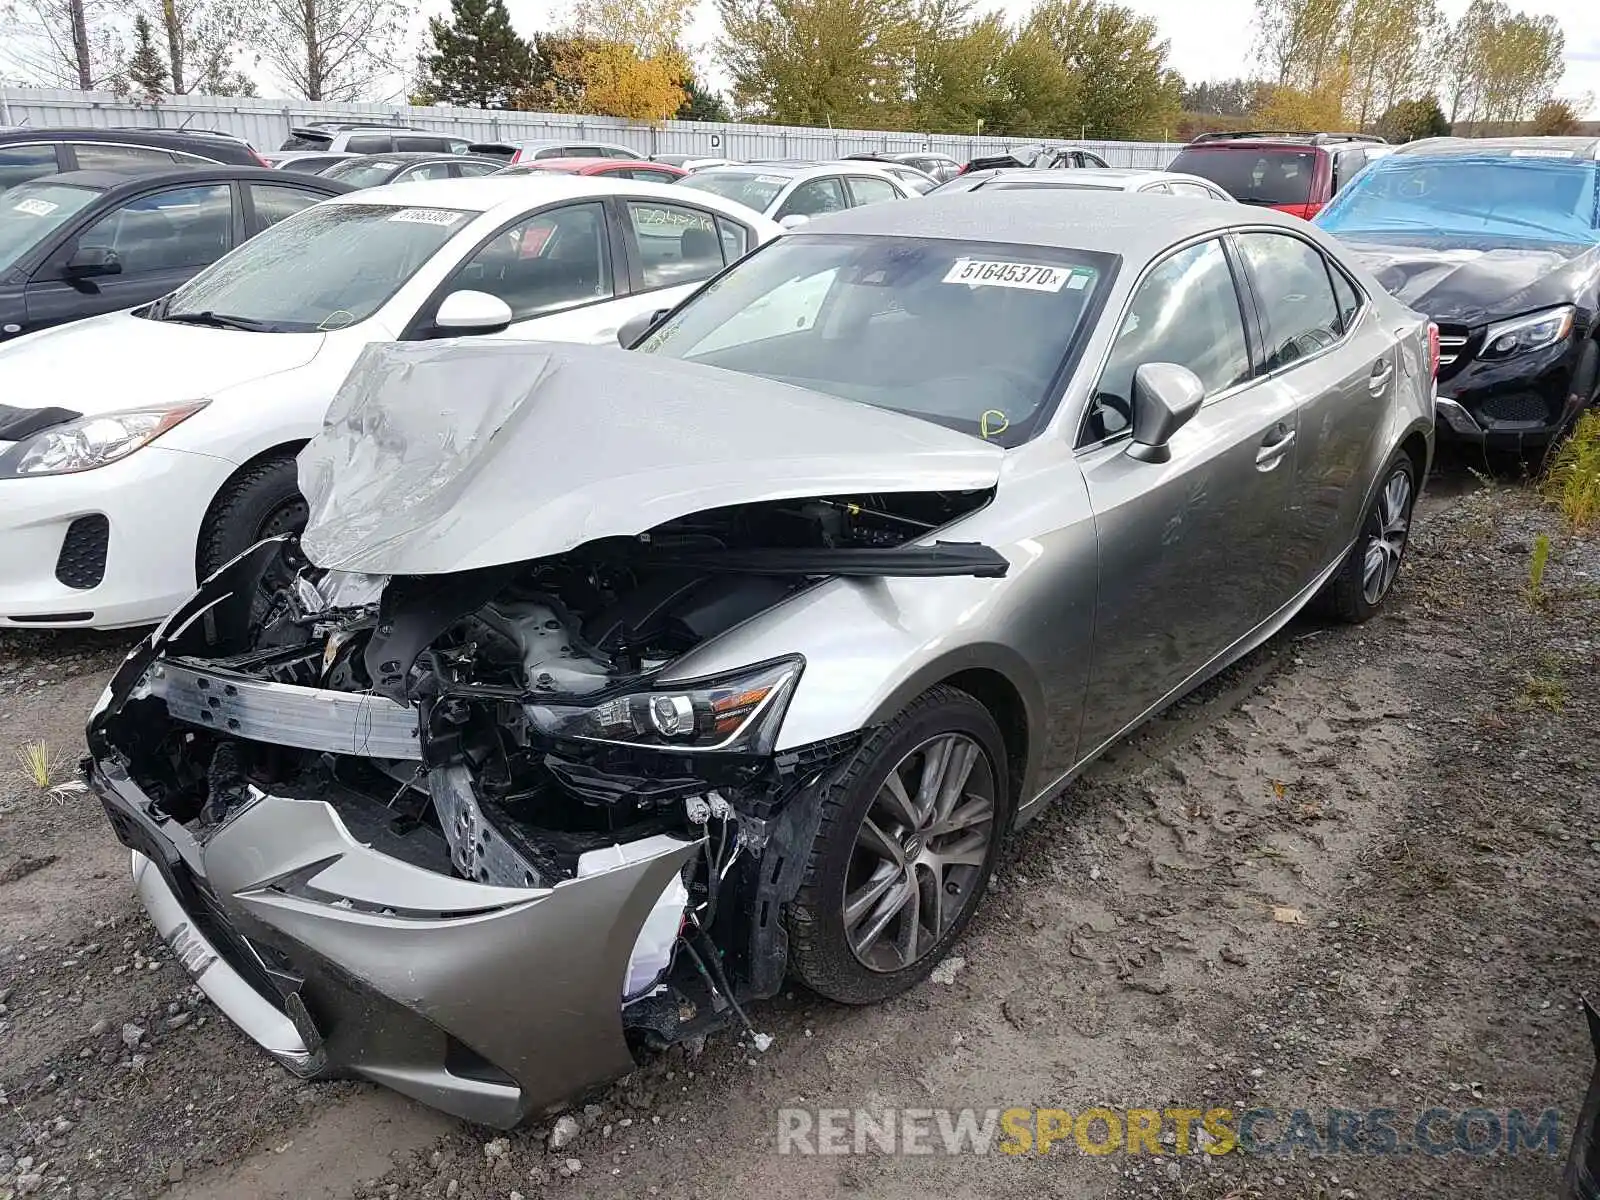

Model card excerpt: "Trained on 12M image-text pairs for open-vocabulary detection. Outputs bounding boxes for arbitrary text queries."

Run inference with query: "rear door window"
[396,135,453,153]
[343,133,394,154]
[0,144,62,190]
[776,177,846,219]
[626,200,725,290]
[1169,148,1317,206]
[396,161,455,182]
[247,183,325,231]
[558,145,605,158]
[1235,231,1344,370]
[846,176,901,206]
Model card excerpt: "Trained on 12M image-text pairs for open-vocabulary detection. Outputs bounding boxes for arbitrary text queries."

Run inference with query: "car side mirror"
[65,246,122,280]
[778,214,810,230]
[617,308,670,348]
[434,289,513,335]
[1126,363,1205,463]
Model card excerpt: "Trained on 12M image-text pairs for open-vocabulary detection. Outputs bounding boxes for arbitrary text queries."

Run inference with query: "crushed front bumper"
[91,755,699,1128]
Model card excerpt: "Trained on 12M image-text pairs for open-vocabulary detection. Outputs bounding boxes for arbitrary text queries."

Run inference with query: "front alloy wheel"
[785,685,1011,1004]
[844,733,997,973]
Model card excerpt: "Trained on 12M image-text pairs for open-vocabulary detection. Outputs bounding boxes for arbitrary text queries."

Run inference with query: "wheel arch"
[862,645,1045,813]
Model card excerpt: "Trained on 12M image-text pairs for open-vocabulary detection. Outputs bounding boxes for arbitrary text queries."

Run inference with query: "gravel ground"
[1,465,1596,1200]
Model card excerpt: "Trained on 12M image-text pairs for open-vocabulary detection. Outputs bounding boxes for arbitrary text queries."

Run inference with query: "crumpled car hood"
[298,340,1004,575]
[1339,237,1594,326]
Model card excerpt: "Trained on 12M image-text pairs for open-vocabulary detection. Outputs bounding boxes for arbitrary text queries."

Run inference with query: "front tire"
[785,685,1012,1005]
[197,456,308,579]
[1324,453,1416,624]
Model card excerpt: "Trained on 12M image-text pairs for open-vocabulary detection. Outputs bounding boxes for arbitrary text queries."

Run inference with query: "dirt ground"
[1,462,1596,1200]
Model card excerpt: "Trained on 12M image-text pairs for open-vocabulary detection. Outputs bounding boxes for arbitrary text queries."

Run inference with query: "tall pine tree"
[424,0,538,109]
[126,14,169,100]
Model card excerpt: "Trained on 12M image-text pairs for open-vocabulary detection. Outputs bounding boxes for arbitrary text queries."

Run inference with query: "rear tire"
[1323,453,1416,624]
[785,685,1012,1005]
[197,456,308,580]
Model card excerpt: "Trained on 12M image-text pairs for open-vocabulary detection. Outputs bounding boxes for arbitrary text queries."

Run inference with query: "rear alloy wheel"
[1325,455,1416,623]
[786,686,1010,1004]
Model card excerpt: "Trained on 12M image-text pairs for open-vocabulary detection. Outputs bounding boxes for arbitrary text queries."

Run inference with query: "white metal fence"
[0,87,1185,169]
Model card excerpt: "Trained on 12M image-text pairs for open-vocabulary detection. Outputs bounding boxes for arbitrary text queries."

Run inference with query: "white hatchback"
[0,175,781,629]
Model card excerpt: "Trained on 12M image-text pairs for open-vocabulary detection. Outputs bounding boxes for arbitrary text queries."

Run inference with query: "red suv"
[1167,131,1389,219]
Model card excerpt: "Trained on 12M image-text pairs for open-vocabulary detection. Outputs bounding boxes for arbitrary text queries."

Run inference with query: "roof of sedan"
[326,173,781,227]
[1393,135,1600,159]
[34,165,347,191]
[800,190,1288,254]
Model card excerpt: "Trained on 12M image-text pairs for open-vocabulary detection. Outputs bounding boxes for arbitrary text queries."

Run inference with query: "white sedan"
[677,162,916,226]
[0,175,781,629]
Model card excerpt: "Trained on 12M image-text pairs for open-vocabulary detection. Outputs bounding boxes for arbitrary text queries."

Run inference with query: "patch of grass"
[14,740,61,790]
[1542,410,1600,529]
[1518,670,1566,714]
[1527,532,1550,609]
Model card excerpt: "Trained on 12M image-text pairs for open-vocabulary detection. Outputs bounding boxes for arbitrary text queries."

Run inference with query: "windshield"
[155,202,471,332]
[1169,147,1315,205]
[1316,152,1600,244]
[635,235,1113,446]
[322,158,403,187]
[0,183,100,273]
[678,171,787,213]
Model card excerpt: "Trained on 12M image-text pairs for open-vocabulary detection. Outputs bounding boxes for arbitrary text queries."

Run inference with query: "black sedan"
[1317,136,1600,450]
[319,152,504,189]
[0,166,352,342]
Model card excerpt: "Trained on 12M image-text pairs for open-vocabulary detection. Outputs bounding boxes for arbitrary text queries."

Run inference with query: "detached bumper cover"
[91,757,699,1128]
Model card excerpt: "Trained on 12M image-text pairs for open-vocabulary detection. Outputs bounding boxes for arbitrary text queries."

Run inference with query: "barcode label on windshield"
[943,258,1072,292]
[13,198,58,216]
[388,207,465,226]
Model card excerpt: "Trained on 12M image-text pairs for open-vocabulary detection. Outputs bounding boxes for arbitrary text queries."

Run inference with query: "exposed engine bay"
[92,488,1000,1073]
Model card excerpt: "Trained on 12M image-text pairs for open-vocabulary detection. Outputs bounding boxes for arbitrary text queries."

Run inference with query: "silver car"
[87,193,1434,1127]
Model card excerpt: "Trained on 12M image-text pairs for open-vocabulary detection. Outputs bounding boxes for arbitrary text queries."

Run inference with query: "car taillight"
[510,149,525,164]
[251,149,271,167]
[1428,322,1440,379]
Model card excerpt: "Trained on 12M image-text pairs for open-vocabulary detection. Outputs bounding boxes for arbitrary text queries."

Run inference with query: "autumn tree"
[1342,0,1443,126]
[136,0,252,95]
[421,0,536,108]
[1025,0,1182,140]
[1253,0,1344,91]
[979,23,1076,135]
[1251,78,1347,130]
[254,0,407,100]
[526,33,683,121]
[124,13,168,97]
[715,0,920,126]
[1531,98,1579,136]
[1182,78,1257,116]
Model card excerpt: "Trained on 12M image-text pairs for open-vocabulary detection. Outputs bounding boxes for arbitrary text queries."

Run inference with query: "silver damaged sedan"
[87,192,1435,1126]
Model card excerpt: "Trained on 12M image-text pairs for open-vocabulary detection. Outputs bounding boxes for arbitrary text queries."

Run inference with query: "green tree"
[980,23,1076,136]
[676,73,733,120]
[715,0,920,127]
[125,13,168,98]
[1025,0,1182,140]
[1182,77,1257,116]
[1253,0,1344,90]
[423,0,536,108]
[909,5,1011,133]
[1374,94,1449,141]
[1343,0,1443,127]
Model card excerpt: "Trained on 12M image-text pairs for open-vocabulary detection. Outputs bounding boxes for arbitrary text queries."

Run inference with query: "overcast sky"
[491,0,1600,117]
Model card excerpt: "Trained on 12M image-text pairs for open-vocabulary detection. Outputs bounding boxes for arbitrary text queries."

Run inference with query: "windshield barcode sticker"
[13,198,58,217]
[1510,148,1574,158]
[388,207,465,226]
[943,259,1074,292]
[756,174,788,184]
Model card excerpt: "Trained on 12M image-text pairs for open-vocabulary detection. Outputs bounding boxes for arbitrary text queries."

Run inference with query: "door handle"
[1368,358,1394,394]
[1255,426,1295,469]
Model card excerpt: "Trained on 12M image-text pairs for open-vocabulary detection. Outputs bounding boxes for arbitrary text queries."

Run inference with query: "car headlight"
[525,657,803,754]
[1480,306,1574,360]
[0,402,208,479]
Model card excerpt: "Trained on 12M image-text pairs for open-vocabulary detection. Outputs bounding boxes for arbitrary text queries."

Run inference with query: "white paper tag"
[756,174,788,185]
[1509,148,1573,158]
[943,258,1075,292]
[13,198,58,216]
[387,207,465,226]
[368,161,398,170]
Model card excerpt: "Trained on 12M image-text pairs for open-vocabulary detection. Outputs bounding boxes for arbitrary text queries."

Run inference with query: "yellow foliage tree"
[1251,74,1346,130]
[523,32,686,120]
